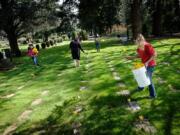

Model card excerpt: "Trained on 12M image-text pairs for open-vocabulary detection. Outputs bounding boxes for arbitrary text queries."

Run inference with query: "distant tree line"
[78,0,180,39]
[0,0,180,56]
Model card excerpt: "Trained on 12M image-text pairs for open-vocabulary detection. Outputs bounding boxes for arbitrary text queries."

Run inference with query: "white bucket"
[132,66,151,87]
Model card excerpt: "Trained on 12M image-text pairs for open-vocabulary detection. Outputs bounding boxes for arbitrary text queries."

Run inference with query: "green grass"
[0,38,180,135]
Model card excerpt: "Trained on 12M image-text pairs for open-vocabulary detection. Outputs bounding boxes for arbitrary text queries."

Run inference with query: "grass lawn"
[0,38,180,135]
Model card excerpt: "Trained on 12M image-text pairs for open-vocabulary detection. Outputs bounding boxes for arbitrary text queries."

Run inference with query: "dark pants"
[138,66,156,97]
[96,45,100,52]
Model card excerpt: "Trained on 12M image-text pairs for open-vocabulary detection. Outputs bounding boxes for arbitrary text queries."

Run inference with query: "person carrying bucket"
[127,34,157,98]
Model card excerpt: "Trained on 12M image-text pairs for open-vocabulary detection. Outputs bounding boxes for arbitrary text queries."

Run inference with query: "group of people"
[69,34,157,98]
[27,34,157,98]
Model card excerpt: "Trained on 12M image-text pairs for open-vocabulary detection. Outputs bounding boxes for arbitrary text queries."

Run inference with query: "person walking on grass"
[95,38,100,52]
[27,44,39,66]
[126,34,157,98]
[70,38,85,67]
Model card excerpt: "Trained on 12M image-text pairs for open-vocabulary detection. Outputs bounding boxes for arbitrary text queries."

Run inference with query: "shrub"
[62,35,68,41]
[56,37,63,43]
[36,45,40,51]
[46,41,50,47]
[71,31,77,40]
[41,42,46,49]
[79,30,88,40]
[49,40,54,46]
[34,39,42,43]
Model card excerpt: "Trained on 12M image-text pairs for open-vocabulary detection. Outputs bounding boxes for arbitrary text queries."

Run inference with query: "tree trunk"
[44,32,49,42]
[7,31,21,57]
[131,0,142,40]
[152,0,162,36]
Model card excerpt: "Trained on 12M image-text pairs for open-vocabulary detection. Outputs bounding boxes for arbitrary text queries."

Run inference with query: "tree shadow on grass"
[14,94,139,135]
[146,92,180,135]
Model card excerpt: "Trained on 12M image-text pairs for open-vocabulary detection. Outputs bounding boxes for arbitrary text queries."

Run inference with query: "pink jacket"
[27,49,35,57]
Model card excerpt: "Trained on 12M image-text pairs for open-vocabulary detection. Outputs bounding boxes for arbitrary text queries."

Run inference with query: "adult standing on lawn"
[127,34,157,98]
[70,38,85,67]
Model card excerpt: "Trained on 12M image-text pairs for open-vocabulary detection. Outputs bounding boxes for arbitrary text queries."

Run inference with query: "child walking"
[27,44,39,66]
[95,38,100,52]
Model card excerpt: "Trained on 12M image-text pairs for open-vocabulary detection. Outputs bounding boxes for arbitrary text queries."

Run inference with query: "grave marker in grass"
[17,85,25,90]
[3,123,18,135]
[117,83,126,88]
[157,77,167,84]
[0,93,15,99]
[134,118,157,134]
[80,86,87,91]
[18,110,32,122]
[168,84,179,93]
[128,99,141,111]
[116,90,130,96]
[31,98,43,106]
[41,90,49,96]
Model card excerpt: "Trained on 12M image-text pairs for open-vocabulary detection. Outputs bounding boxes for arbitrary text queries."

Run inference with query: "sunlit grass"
[0,38,179,134]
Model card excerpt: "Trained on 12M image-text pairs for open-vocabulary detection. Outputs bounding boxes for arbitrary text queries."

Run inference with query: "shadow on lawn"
[15,88,180,135]
[14,94,137,135]
[0,45,71,84]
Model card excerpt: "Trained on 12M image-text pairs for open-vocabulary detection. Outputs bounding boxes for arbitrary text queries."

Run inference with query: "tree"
[130,0,142,39]
[55,0,78,34]
[151,0,163,36]
[78,0,122,34]
[0,0,58,56]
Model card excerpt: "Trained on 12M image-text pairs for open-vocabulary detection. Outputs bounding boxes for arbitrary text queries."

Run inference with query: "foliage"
[79,30,88,40]
[78,0,122,34]
[71,31,78,40]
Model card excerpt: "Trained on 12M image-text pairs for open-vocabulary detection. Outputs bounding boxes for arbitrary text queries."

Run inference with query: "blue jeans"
[138,66,156,97]
[32,56,38,65]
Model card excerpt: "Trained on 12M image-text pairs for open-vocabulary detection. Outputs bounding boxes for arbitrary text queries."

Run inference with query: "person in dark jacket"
[95,38,100,52]
[70,39,85,67]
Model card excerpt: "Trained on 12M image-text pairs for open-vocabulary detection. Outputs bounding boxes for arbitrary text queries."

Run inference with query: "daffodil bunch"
[133,62,144,69]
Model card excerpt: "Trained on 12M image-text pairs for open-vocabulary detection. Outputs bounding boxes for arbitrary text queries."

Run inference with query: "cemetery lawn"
[0,38,180,135]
